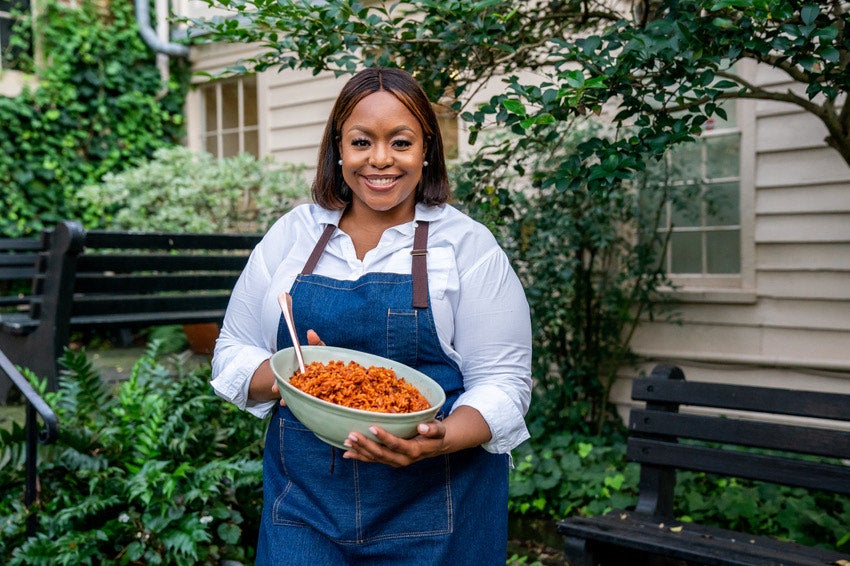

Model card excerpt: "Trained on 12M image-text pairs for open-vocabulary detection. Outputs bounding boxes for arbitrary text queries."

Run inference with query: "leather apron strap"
[411,221,429,309]
[300,221,430,309]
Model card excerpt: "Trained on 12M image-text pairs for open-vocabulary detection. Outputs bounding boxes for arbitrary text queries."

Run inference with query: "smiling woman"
[211,66,533,566]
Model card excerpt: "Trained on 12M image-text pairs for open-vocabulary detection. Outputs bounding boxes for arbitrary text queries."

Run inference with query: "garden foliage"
[0,346,265,565]
[0,0,187,238]
[78,146,311,234]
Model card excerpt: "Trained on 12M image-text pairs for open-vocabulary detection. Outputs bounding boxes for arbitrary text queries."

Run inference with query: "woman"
[211,67,532,565]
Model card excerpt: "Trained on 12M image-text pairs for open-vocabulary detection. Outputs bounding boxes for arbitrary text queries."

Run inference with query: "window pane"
[243,81,258,127]
[669,143,701,182]
[204,134,217,155]
[220,82,239,129]
[221,132,240,156]
[670,232,702,273]
[243,129,259,157]
[705,182,739,226]
[705,134,740,178]
[203,90,217,135]
[671,193,702,227]
[706,230,740,274]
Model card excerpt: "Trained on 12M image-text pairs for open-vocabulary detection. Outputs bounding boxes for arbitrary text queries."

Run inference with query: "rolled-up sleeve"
[450,246,532,454]
[211,233,279,419]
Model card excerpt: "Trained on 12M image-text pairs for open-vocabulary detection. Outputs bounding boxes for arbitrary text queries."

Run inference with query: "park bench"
[557,364,850,566]
[0,220,261,403]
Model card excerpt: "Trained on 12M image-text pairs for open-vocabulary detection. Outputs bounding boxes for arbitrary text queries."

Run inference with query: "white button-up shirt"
[211,202,532,453]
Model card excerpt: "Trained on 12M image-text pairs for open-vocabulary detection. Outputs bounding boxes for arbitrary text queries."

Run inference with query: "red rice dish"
[289,360,432,414]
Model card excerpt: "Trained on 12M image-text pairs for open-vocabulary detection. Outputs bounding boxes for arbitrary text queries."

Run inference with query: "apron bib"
[256,222,509,565]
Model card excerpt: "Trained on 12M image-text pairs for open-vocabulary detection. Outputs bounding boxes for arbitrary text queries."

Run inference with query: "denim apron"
[255,222,510,565]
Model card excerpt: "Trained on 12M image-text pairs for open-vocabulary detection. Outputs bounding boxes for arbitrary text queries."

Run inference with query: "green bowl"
[270,346,446,449]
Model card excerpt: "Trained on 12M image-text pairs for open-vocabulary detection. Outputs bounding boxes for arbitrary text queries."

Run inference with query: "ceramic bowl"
[270,345,446,449]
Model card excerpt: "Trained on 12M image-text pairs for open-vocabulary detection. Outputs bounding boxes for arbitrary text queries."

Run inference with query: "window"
[0,0,31,71]
[198,76,259,158]
[654,104,742,279]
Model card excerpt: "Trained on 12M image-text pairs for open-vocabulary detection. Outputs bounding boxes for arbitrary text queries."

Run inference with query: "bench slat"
[72,273,241,294]
[558,513,849,566]
[632,377,850,421]
[0,254,39,268]
[67,294,232,317]
[68,310,228,328]
[0,238,43,252]
[84,230,261,250]
[629,409,850,460]
[77,254,251,273]
[627,437,850,495]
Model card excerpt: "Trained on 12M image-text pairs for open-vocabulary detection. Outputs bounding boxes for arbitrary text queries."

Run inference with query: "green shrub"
[78,146,310,234]
[509,433,850,553]
[0,346,265,565]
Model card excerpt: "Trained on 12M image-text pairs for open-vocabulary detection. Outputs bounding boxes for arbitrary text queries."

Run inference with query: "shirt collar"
[314,203,446,233]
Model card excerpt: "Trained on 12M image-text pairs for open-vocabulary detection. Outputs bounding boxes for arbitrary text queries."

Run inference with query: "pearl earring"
[423,160,429,167]
[338,159,343,165]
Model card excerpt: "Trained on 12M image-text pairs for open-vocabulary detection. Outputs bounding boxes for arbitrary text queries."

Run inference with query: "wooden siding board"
[653,299,850,330]
[268,123,326,153]
[757,271,850,300]
[757,112,830,152]
[631,322,850,371]
[756,184,850,214]
[755,213,850,243]
[758,243,850,270]
[757,147,850,187]
[268,102,334,129]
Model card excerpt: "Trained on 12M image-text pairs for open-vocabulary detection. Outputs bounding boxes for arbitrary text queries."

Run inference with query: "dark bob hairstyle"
[312,67,451,210]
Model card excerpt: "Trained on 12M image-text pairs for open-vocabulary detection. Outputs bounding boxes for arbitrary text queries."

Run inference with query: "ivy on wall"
[0,0,188,237]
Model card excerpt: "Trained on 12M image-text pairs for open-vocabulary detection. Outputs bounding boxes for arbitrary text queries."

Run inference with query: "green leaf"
[800,4,819,26]
[502,99,527,116]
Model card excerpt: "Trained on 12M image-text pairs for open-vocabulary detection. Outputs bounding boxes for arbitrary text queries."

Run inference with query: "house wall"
[184,36,850,414]
[185,41,346,178]
[612,65,850,419]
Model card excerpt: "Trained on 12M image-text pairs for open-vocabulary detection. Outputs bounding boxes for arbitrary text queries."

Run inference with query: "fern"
[1,345,266,564]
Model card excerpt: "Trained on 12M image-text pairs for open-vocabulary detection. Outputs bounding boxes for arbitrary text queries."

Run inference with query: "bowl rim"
[271,346,446,419]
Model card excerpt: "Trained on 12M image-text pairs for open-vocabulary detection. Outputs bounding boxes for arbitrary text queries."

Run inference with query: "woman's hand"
[253,329,325,404]
[340,406,491,467]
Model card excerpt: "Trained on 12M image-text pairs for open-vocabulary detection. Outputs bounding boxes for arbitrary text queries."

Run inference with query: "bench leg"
[0,373,10,405]
[564,535,596,566]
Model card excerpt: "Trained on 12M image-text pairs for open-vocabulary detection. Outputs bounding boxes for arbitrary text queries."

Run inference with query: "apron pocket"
[386,308,418,366]
[271,409,356,538]
[356,454,453,542]
[271,409,453,543]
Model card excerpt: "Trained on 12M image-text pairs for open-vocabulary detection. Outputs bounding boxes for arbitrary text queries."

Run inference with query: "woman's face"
[338,90,426,218]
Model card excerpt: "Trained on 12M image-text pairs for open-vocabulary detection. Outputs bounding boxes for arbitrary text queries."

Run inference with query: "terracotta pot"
[182,322,220,355]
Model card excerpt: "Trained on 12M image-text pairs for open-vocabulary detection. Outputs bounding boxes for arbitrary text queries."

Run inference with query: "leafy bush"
[0,0,187,238]
[78,146,310,234]
[0,346,265,565]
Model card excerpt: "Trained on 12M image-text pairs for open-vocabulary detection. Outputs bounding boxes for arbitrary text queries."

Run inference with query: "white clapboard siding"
[620,65,850,410]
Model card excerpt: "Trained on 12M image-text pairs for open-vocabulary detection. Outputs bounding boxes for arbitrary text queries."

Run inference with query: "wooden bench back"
[29,229,262,328]
[0,235,47,309]
[1,221,262,396]
[629,364,850,517]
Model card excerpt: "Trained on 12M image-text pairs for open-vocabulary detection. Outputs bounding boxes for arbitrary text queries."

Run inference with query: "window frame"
[663,78,756,296]
[190,74,260,159]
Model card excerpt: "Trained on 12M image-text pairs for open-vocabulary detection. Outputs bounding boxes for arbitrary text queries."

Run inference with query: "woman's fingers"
[306,329,325,346]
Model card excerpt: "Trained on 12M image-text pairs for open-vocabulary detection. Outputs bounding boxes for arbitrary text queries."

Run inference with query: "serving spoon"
[278,291,307,374]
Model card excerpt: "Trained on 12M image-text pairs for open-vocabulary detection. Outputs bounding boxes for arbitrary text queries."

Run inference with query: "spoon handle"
[278,292,307,374]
